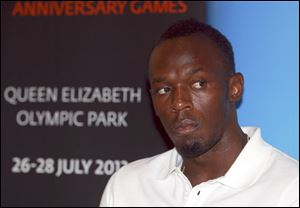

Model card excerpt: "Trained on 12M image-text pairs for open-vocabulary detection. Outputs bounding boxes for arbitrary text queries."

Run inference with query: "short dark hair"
[156,18,235,74]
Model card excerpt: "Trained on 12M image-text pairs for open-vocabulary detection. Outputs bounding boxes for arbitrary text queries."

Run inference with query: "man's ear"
[228,72,244,102]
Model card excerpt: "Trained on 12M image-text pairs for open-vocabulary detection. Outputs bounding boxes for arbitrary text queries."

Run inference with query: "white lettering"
[4,86,58,105]
[87,111,128,127]
[61,87,142,103]
[16,110,84,127]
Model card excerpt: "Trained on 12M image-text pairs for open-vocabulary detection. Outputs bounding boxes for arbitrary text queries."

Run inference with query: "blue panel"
[207,2,299,159]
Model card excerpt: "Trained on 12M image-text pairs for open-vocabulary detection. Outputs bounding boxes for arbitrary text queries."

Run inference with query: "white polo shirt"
[100,127,299,207]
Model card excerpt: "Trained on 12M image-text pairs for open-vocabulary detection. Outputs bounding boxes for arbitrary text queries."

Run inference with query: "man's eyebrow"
[151,77,166,84]
[184,67,207,76]
[151,67,207,84]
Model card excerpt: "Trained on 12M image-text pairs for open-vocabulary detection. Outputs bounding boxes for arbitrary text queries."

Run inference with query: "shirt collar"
[163,127,272,188]
[166,148,183,176]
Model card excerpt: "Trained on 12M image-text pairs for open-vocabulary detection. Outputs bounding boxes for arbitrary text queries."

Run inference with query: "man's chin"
[176,141,207,158]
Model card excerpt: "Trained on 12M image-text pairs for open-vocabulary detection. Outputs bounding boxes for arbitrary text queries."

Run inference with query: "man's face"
[149,34,233,158]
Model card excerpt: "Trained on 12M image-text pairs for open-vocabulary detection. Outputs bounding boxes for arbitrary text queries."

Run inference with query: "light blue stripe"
[207,1,299,159]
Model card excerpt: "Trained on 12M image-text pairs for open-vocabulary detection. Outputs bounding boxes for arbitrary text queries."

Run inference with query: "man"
[100,19,299,206]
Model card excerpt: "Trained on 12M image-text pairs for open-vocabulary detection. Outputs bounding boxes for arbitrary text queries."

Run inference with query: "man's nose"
[172,86,192,112]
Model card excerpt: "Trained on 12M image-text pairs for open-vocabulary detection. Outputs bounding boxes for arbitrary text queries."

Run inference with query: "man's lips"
[174,119,199,135]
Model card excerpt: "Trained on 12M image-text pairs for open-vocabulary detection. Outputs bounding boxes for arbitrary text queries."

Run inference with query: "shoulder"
[104,148,176,190]
[271,148,299,206]
[100,149,176,206]
[267,144,299,178]
[112,148,176,181]
[261,143,299,205]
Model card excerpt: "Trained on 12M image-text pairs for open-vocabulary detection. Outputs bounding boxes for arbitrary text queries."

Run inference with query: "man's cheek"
[153,103,162,117]
[154,104,168,117]
[157,112,171,127]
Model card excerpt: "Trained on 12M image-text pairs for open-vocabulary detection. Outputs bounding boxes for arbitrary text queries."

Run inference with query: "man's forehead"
[150,67,210,83]
[150,34,222,66]
[149,35,224,73]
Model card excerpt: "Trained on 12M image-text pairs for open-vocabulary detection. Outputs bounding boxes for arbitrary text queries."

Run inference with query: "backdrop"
[1,1,205,206]
[1,1,298,207]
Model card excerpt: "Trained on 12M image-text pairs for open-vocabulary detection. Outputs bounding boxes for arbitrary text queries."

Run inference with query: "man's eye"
[192,80,206,89]
[157,87,171,95]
